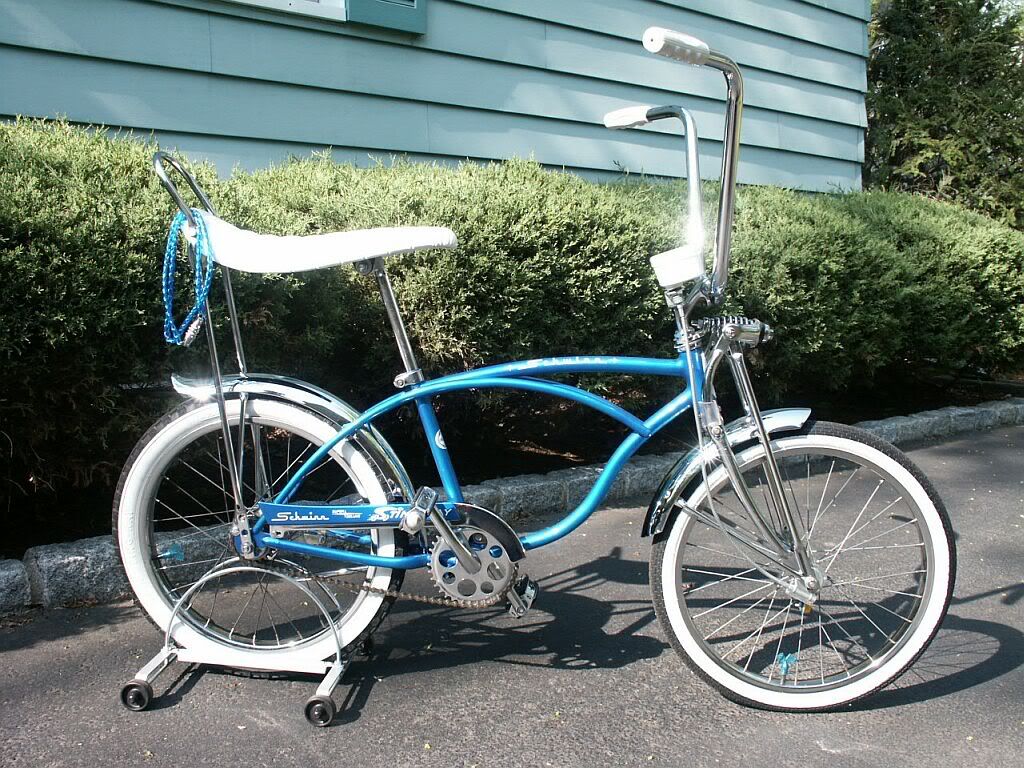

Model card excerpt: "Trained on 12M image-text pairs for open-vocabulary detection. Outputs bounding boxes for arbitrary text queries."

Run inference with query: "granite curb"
[3,397,1022,612]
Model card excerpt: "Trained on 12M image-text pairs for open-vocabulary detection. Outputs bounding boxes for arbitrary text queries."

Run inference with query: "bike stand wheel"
[120,680,154,712]
[304,695,337,727]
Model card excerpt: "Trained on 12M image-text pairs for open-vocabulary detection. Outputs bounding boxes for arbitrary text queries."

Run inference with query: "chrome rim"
[138,408,389,651]
[673,442,936,693]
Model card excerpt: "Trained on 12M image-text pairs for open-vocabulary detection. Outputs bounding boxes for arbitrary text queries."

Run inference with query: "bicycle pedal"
[507,575,539,619]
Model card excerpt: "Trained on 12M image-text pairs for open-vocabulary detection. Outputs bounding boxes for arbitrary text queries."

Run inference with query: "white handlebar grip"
[643,27,711,66]
[603,105,654,130]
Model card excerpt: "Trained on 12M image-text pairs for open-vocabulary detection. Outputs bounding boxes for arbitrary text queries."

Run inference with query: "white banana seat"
[197,211,458,274]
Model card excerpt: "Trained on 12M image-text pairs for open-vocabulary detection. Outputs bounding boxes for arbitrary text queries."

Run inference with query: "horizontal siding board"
[150,130,464,173]
[461,0,867,57]
[59,124,861,192]
[426,105,860,190]
[0,46,432,150]
[541,25,866,126]
[795,0,872,21]
[0,46,861,191]
[0,34,863,164]
[0,1,866,151]
[210,14,863,155]
[136,0,868,92]
[0,0,866,125]
[0,0,212,70]
[438,0,866,92]
[1,0,867,191]
[648,0,868,55]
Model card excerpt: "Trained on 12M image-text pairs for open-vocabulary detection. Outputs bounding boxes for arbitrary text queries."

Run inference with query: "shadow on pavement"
[327,547,666,724]
[0,601,140,653]
[851,584,1024,711]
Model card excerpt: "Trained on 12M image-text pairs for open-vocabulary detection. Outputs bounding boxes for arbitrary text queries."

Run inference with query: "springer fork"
[686,315,820,603]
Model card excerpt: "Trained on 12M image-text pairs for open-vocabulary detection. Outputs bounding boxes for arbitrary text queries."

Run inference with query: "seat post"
[362,258,424,388]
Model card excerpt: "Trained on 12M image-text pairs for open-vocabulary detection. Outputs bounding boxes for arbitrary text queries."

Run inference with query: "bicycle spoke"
[818,601,878,655]
[669,438,944,698]
[154,498,232,550]
[198,451,261,501]
[719,598,787,663]
[705,590,775,642]
[767,599,793,683]
[227,579,263,640]
[808,459,836,536]
[828,569,926,589]
[683,567,768,594]
[685,542,753,563]
[823,478,884,574]
[829,542,924,553]
[817,618,852,680]
[693,582,775,619]
[809,466,859,538]
[829,586,899,648]
[740,591,778,670]
[792,602,807,685]
[844,517,920,551]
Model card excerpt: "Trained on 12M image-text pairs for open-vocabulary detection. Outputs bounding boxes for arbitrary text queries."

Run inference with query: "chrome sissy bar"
[152,152,269,551]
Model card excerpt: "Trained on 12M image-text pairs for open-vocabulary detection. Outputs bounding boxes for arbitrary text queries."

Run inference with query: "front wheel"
[651,421,955,711]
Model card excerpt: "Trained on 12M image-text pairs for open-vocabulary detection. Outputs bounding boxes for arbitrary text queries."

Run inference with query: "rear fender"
[641,408,811,538]
[170,372,414,501]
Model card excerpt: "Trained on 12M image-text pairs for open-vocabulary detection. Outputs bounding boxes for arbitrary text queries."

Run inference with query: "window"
[222,0,426,33]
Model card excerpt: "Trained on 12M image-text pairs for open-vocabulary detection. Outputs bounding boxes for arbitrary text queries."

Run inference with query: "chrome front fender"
[171,372,414,501]
[641,407,811,538]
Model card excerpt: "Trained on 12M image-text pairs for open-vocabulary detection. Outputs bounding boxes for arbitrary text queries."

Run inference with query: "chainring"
[428,522,517,604]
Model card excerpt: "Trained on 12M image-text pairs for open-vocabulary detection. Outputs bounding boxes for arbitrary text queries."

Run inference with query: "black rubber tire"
[120,680,153,712]
[112,399,407,671]
[650,420,957,711]
[304,695,337,727]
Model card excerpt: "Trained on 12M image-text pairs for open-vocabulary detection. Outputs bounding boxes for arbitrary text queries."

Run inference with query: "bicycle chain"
[321,561,517,610]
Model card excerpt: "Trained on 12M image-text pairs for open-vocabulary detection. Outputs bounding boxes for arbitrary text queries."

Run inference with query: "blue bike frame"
[251,351,705,569]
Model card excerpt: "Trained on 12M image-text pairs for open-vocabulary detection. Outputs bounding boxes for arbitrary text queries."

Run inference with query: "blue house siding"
[0,0,869,191]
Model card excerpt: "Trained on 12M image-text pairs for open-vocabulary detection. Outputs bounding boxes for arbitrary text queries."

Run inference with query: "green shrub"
[1,119,1022,546]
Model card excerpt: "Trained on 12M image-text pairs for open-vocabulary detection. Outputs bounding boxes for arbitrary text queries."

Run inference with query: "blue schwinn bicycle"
[115,28,955,722]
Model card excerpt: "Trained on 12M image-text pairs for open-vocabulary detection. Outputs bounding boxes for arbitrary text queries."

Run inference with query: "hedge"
[2,119,1023,537]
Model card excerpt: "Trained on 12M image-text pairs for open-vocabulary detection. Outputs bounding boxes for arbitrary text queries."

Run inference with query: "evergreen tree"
[866,0,1024,228]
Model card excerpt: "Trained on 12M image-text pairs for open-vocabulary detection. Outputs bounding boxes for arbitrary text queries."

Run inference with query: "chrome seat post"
[359,258,425,388]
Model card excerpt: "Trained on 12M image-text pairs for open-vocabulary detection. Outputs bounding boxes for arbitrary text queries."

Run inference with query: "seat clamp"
[394,369,425,388]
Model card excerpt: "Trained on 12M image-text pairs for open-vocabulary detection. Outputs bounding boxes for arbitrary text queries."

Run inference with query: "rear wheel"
[651,421,955,710]
[114,397,405,668]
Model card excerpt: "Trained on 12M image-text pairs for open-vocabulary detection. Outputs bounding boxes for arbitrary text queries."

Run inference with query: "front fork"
[692,322,820,602]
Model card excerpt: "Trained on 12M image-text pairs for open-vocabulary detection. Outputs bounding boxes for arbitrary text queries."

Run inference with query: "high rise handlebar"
[604,27,744,309]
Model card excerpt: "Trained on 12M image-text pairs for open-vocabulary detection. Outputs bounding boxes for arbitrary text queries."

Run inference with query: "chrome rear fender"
[171,372,414,501]
[641,408,811,537]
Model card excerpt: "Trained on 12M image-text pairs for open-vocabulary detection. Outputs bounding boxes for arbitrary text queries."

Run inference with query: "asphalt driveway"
[1,426,1021,767]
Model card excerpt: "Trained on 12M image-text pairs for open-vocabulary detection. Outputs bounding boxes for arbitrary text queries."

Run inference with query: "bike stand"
[119,560,352,727]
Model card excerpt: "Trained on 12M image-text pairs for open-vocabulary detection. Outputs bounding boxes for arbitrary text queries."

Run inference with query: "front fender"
[641,408,811,538]
[170,372,414,501]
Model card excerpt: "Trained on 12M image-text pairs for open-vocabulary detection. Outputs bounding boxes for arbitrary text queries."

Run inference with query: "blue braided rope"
[162,209,216,345]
